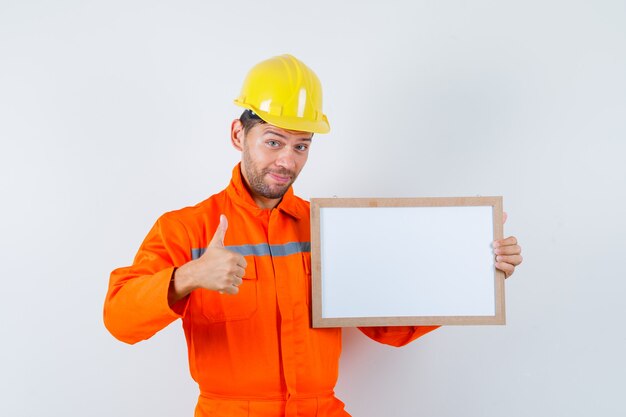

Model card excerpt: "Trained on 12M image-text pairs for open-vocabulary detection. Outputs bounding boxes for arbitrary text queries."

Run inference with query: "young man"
[104,54,523,417]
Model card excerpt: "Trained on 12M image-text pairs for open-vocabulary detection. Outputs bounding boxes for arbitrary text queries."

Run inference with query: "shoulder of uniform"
[292,194,311,208]
[287,194,311,220]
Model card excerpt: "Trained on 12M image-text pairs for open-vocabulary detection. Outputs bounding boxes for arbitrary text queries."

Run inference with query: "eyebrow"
[264,129,312,142]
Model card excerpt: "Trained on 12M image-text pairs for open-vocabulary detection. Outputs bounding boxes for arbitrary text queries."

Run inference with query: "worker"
[103,54,523,417]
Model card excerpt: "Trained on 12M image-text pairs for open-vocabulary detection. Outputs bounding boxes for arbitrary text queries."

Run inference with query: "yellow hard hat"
[234,54,330,134]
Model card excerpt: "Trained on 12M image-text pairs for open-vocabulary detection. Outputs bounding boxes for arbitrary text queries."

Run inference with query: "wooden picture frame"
[310,197,505,328]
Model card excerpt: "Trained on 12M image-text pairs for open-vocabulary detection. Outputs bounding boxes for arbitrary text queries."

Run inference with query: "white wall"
[1,1,625,416]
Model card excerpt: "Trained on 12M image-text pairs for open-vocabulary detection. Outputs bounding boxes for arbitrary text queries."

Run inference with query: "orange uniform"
[104,164,438,417]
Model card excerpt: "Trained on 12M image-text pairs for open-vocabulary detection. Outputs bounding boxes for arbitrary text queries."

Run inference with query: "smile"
[267,172,291,184]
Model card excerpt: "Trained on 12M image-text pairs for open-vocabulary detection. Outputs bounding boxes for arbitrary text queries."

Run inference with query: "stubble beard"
[242,145,297,200]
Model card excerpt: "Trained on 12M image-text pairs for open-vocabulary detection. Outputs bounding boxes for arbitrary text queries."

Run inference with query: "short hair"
[239,109,314,139]
[239,109,265,135]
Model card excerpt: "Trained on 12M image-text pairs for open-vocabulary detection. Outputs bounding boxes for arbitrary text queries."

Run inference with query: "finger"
[208,214,228,248]
[493,236,518,248]
[236,255,248,269]
[496,254,523,266]
[221,284,239,295]
[503,212,508,224]
[495,261,515,278]
[232,276,243,287]
[494,244,521,256]
[233,265,246,278]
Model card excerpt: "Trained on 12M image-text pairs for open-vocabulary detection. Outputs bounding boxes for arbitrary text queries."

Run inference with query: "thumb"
[503,211,508,225]
[208,214,228,248]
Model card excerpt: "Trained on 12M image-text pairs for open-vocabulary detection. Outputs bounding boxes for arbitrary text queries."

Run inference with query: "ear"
[231,119,245,151]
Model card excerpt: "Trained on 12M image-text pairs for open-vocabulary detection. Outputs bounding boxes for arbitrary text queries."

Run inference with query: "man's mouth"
[267,172,292,184]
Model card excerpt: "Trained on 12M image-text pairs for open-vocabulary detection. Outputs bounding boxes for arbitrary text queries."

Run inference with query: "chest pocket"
[200,256,258,323]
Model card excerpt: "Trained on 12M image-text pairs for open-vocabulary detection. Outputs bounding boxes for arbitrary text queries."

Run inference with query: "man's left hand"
[493,212,522,278]
[493,236,522,278]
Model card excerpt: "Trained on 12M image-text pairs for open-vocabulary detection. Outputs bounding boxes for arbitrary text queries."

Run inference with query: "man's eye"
[295,144,308,151]
[267,140,280,147]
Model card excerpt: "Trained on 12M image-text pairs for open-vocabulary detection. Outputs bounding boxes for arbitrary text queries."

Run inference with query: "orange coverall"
[104,164,438,417]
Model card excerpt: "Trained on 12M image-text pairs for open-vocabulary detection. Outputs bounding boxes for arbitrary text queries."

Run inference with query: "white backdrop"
[1,1,625,416]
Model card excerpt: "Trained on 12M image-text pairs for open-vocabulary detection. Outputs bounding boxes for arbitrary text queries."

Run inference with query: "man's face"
[236,122,312,208]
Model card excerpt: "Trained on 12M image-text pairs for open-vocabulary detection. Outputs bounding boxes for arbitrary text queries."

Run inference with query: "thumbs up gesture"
[170,215,248,303]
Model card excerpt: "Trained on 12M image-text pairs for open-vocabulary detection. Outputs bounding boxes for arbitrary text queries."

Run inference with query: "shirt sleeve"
[357,325,440,347]
[103,214,192,344]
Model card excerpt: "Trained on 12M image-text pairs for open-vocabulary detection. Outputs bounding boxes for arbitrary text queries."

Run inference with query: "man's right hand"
[168,215,247,306]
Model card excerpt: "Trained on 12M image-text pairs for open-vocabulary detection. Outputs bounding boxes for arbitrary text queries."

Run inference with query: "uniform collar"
[226,163,304,220]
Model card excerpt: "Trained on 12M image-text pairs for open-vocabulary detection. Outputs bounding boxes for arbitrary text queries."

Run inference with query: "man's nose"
[275,148,296,171]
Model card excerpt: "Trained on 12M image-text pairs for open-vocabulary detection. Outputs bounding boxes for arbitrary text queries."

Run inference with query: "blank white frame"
[310,197,505,327]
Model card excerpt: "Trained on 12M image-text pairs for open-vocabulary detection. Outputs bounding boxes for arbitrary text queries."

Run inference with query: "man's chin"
[266,188,290,199]
[261,183,292,200]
